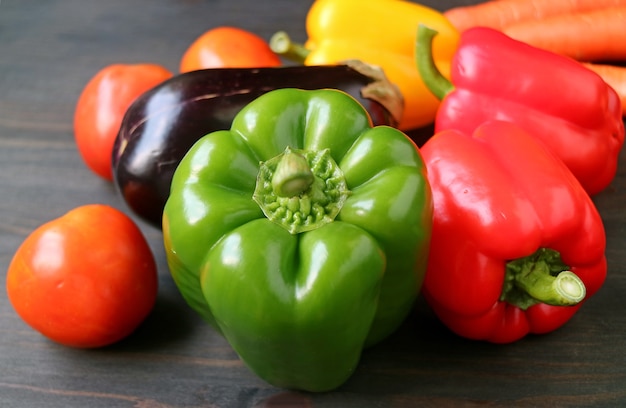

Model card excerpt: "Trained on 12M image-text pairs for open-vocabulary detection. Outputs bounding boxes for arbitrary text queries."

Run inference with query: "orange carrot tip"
[444,0,626,33]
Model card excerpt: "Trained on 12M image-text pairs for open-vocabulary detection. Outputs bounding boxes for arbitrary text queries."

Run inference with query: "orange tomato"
[73,64,173,181]
[6,204,158,348]
[179,26,282,72]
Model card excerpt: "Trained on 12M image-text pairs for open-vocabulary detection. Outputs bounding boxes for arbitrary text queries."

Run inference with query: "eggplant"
[112,60,404,228]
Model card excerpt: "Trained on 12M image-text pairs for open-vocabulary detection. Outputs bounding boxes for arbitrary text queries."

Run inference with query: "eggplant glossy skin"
[112,64,403,228]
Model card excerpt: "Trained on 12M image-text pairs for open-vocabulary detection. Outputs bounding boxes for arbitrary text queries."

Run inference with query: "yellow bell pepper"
[271,0,459,131]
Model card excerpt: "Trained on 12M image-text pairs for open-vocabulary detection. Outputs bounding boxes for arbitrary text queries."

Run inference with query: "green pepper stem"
[271,148,315,197]
[254,146,349,234]
[270,31,311,63]
[415,24,454,100]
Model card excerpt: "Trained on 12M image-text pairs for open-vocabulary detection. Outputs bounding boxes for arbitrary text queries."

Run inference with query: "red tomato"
[179,26,282,72]
[73,64,173,181]
[6,204,158,348]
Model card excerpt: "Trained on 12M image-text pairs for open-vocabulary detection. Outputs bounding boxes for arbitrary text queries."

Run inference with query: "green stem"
[271,148,314,197]
[254,147,349,234]
[270,31,311,63]
[515,269,586,307]
[502,248,586,309]
[415,24,454,100]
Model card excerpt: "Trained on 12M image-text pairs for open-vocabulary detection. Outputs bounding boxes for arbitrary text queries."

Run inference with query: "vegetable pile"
[112,61,403,228]
[6,0,625,394]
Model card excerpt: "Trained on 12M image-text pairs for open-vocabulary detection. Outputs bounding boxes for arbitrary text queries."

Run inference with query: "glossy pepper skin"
[417,25,625,196]
[162,88,433,391]
[420,120,607,344]
[270,0,459,131]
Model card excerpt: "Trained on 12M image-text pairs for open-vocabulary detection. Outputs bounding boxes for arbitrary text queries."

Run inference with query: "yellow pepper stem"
[270,31,311,63]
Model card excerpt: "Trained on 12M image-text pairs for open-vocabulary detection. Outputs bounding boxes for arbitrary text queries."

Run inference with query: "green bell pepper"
[162,88,433,392]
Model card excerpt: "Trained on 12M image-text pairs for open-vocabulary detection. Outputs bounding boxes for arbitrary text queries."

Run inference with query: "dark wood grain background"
[1,1,625,407]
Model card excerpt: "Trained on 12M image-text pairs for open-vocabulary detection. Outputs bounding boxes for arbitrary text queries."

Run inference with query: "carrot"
[502,6,626,61]
[582,62,626,116]
[444,0,626,33]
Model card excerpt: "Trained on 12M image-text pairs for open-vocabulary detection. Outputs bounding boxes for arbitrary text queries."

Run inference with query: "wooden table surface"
[1,1,625,407]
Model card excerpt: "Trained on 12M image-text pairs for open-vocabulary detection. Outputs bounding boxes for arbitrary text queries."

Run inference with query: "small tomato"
[6,204,158,348]
[73,63,173,181]
[179,26,281,72]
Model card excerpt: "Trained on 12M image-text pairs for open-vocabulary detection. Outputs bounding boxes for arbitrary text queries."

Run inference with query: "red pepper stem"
[270,31,311,64]
[415,24,454,101]
[515,270,586,307]
[503,248,586,309]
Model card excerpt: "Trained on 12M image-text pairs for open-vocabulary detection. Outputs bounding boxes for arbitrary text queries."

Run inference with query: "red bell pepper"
[420,120,607,344]
[417,25,624,196]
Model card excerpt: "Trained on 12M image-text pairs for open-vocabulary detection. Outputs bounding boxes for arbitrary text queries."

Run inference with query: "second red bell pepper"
[420,120,607,344]
[417,25,624,196]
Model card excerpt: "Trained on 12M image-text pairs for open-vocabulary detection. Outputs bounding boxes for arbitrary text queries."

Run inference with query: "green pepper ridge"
[253,146,350,234]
